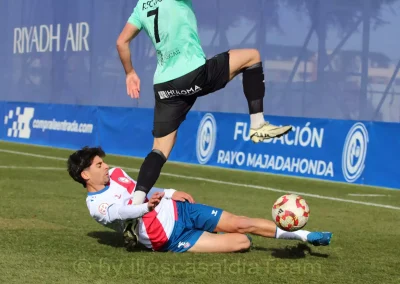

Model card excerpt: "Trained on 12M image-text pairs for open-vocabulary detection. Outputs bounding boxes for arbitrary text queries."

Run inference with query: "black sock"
[242,62,265,114]
[136,149,167,194]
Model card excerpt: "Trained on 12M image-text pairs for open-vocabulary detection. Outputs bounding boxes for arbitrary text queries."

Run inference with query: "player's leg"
[228,49,292,143]
[131,130,176,197]
[184,202,277,239]
[214,211,332,246]
[214,211,277,237]
[158,203,251,253]
[160,225,252,253]
[179,202,320,247]
[152,130,177,159]
[228,48,262,80]
[130,95,197,206]
[123,130,177,247]
[123,139,172,247]
[188,231,251,253]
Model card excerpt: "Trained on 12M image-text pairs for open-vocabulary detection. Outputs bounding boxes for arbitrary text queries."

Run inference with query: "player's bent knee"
[236,234,251,252]
[249,48,261,62]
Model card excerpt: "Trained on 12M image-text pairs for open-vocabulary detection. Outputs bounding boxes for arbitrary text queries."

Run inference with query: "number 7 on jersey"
[147,8,160,43]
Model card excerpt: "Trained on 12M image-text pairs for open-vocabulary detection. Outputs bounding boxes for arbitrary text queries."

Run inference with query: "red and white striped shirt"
[86,167,177,250]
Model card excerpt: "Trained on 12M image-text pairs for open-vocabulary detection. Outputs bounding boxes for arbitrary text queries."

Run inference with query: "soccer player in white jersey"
[67,146,333,253]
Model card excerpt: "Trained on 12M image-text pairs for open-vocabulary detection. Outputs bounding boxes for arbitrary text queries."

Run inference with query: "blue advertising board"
[1,102,399,190]
[1,102,97,150]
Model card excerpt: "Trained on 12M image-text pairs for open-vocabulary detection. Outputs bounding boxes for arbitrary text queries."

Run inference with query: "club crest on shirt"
[98,203,109,215]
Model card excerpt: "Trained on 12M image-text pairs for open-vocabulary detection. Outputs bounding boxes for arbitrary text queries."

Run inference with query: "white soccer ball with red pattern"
[272,194,310,232]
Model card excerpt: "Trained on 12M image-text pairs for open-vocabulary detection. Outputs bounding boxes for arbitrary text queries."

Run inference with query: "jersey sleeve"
[127,4,142,30]
[89,202,150,225]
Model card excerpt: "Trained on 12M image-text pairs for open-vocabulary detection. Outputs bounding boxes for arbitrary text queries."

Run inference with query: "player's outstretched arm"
[116,23,141,99]
[103,192,164,224]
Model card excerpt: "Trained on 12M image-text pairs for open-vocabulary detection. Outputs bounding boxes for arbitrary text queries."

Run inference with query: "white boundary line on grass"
[0,165,65,170]
[348,194,389,197]
[0,148,399,211]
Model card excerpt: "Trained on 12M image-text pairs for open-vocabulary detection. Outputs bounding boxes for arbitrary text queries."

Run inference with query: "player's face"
[86,156,110,186]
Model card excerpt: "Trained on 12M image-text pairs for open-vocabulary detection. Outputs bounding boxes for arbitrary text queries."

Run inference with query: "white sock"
[250,112,265,129]
[131,191,147,205]
[275,227,309,242]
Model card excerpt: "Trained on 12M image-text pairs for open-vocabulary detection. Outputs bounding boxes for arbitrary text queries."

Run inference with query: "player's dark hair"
[67,146,106,188]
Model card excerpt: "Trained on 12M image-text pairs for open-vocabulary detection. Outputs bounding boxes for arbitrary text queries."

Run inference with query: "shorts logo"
[178,242,191,249]
[158,85,202,99]
[3,107,35,139]
[342,122,369,183]
[98,203,109,215]
[118,177,130,184]
[196,113,217,165]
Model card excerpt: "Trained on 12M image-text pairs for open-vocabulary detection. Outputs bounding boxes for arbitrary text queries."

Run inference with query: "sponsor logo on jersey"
[158,85,202,99]
[118,177,131,184]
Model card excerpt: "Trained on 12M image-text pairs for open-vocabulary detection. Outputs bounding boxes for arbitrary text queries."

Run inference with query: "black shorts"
[152,51,230,138]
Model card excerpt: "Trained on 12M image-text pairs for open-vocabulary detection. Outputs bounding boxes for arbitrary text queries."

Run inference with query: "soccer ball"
[272,194,310,232]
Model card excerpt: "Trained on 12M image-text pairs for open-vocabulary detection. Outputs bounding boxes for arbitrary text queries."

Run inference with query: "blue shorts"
[160,201,223,253]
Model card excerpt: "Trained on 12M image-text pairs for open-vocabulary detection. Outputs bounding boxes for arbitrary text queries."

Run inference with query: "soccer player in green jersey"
[116,0,293,245]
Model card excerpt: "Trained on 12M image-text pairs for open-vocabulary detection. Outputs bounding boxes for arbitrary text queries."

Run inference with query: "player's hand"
[172,191,195,203]
[147,192,164,211]
[126,71,141,99]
